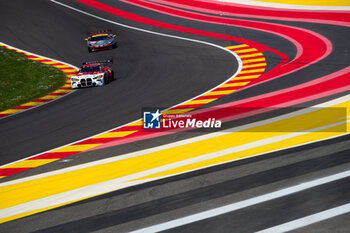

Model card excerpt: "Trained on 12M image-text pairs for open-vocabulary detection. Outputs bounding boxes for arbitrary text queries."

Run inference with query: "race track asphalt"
[0,0,349,232]
[0,0,236,165]
[1,134,349,233]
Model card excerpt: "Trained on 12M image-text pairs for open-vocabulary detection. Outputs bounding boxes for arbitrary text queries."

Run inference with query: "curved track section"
[0,42,78,119]
[0,0,349,232]
[0,0,236,165]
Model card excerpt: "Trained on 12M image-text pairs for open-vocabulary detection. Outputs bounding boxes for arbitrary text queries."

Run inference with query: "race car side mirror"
[85,38,88,41]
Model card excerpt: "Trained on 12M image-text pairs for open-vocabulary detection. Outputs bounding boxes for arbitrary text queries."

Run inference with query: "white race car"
[71,60,114,89]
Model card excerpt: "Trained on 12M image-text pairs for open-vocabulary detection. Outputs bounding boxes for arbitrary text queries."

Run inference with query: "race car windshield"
[80,66,101,73]
[90,36,109,41]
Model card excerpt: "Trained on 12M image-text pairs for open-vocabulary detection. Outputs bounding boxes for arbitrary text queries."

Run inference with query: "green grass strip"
[0,46,67,112]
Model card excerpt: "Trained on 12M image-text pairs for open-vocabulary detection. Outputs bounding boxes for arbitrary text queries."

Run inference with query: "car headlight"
[71,77,79,82]
[93,74,104,80]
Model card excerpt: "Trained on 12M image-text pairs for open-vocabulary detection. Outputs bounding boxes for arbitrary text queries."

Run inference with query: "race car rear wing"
[82,59,113,65]
[88,30,112,35]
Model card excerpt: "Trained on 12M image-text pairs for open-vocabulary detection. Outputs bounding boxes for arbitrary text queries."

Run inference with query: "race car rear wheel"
[88,47,92,53]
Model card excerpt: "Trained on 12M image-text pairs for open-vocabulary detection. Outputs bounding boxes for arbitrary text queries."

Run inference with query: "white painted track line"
[1,94,349,187]
[256,203,350,233]
[0,119,348,220]
[129,169,350,233]
[213,0,350,10]
[0,93,348,187]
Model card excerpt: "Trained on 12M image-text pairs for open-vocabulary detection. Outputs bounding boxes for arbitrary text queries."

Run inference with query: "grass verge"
[0,46,66,112]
